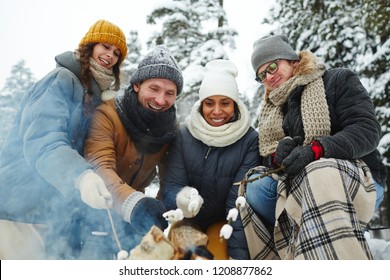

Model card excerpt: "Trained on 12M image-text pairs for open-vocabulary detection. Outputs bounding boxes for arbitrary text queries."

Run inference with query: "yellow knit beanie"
[79,19,128,64]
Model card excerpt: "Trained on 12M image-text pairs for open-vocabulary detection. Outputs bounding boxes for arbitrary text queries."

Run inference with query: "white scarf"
[186,99,251,147]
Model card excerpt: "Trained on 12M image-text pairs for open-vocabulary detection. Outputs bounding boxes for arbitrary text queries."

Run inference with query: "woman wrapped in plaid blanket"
[241,34,387,260]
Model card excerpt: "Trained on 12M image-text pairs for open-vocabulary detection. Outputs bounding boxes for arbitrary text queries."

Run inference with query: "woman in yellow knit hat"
[0,19,127,259]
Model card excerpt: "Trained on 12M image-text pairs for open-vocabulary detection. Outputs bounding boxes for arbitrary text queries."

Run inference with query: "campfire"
[128,223,214,260]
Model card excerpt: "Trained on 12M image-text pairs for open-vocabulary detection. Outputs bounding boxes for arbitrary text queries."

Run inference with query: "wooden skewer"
[233,166,285,186]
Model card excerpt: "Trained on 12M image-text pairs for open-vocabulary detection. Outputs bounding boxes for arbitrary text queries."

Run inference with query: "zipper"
[205,147,211,159]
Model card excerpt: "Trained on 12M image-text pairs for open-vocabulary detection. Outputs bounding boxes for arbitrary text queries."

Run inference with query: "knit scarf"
[74,50,116,91]
[259,51,331,156]
[89,58,116,91]
[74,51,116,117]
[186,99,251,147]
[115,88,177,154]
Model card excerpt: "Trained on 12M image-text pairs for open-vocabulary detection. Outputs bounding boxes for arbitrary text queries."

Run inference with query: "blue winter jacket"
[0,51,102,224]
[158,125,261,259]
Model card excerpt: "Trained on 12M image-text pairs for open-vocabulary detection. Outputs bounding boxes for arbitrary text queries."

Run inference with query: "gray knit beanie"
[130,45,183,95]
[251,35,299,73]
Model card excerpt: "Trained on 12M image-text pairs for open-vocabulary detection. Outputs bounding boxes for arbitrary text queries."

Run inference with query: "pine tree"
[359,0,390,226]
[121,30,143,88]
[2,59,35,105]
[0,60,36,148]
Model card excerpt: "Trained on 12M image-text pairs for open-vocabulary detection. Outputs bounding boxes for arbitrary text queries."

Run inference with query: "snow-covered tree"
[121,30,143,88]
[359,0,390,227]
[262,0,390,226]
[145,0,238,124]
[0,60,35,149]
[2,59,35,106]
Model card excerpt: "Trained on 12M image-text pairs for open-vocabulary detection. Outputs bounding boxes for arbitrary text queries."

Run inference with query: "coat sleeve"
[157,130,189,211]
[226,129,261,259]
[319,69,381,159]
[20,68,92,198]
[84,102,137,215]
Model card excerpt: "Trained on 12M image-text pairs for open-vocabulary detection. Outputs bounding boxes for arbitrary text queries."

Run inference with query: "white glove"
[75,170,113,209]
[176,187,204,218]
[163,209,184,223]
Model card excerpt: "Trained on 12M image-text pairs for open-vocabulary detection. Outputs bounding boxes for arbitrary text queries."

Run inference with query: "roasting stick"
[221,166,286,242]
[233,166,285,186]
[105,200,128,259]
[105,200,121,250]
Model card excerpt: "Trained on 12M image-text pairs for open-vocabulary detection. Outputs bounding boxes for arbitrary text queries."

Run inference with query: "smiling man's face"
[133,78,177,112]
[257,59,298,92]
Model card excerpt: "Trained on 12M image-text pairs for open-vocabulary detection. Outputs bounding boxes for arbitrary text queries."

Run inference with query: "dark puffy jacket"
[282,68,387,187]
[158,126,261,259]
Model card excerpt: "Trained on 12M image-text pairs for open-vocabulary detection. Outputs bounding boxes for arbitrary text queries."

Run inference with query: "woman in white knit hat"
[158,59,260,259]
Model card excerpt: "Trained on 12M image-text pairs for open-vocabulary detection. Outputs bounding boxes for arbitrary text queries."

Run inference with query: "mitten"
[282,145,314,176]
[122,191,168,234]
[176,187,204,218]
[262,153,276,168]
[75,170,113,209]
[274,136,303,166]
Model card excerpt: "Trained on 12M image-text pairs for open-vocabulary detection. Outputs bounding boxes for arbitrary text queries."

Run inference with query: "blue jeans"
[246,174,278,226]
[375,181,384,208]
[246,174,384,227]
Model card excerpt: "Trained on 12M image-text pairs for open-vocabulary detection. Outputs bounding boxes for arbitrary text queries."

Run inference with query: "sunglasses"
[255,59,280,83]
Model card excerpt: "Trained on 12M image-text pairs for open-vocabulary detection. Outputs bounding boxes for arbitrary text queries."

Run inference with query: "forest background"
[0,0,389,227]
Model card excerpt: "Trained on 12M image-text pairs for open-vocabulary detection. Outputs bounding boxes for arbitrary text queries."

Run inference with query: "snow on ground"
[365,232,390,260]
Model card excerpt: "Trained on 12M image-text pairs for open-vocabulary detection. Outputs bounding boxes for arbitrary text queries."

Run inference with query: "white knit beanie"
[199,59,239,103]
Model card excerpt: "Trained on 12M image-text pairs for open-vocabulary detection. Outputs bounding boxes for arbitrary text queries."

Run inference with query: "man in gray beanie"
[130,45,183,95]
[240,34,387,260]
[80,45,184,259]
[251,35,299,75]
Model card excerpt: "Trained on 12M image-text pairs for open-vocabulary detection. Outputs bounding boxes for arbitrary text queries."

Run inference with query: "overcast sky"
[0,0,274,95]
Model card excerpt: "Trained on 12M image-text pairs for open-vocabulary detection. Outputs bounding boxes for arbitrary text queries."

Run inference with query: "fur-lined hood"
[101,90,118,101]
[293,50,321,76]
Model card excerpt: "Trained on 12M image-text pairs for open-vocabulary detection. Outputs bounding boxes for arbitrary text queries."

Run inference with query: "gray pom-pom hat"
[130,45,184,95]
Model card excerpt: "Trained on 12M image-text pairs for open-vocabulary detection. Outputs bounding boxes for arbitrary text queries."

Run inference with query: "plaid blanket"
[239,158,376,260]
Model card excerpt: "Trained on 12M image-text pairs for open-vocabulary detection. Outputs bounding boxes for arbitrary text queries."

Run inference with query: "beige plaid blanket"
[239,158,376,260]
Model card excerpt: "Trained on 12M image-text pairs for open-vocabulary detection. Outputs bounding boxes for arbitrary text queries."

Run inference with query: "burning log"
[127,220,215,260]
[168,220,208,249]
[128,226,177,260]
[168,220,212,259]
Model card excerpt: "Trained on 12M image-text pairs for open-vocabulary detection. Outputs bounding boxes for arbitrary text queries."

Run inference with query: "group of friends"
[0,19,387,260]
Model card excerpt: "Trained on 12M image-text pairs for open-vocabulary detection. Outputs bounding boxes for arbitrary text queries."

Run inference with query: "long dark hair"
[77,43,122,93]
